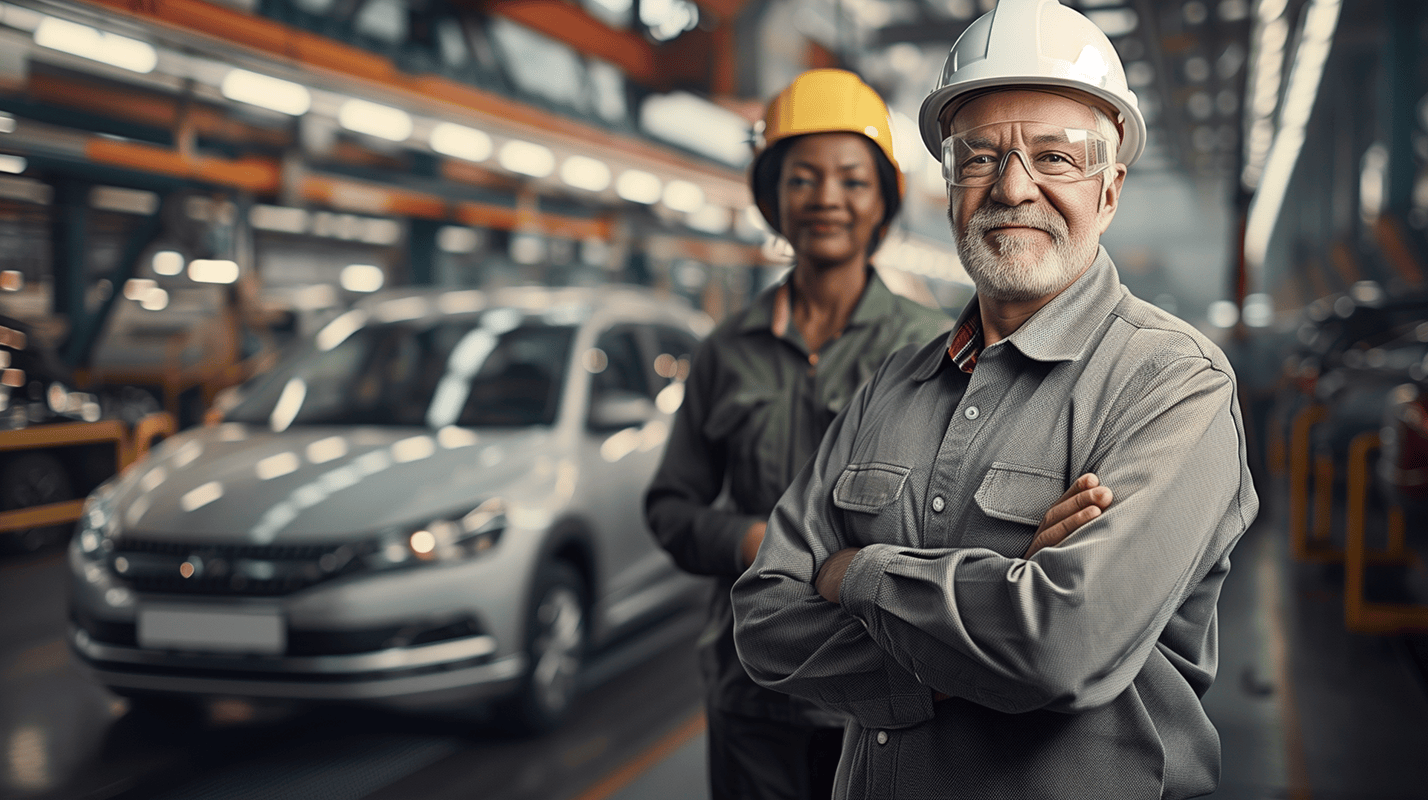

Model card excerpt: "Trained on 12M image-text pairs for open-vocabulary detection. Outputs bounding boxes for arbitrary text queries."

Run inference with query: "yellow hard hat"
[752,69,904,233]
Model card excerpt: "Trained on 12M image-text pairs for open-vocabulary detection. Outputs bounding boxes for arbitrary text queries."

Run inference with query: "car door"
[580,324,664,635]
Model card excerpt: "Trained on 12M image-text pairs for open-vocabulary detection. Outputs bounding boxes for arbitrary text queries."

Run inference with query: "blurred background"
[0,0,1426,798]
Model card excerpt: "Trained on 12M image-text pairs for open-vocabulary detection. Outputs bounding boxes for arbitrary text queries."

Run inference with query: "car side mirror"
[588,392,656,431]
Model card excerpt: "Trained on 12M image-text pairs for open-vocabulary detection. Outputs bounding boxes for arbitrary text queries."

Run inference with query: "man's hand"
[815,547,862,604]
[1023,473,1112,559]
[740,521,767,568]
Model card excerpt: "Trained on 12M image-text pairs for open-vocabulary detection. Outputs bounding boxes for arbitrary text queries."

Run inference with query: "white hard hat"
[918,0,1146,167]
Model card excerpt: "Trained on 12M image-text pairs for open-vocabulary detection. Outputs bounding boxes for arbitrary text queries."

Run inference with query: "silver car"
[67,285,710,731]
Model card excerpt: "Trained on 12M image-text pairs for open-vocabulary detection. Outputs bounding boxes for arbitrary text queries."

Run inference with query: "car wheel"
[503,560,587,734]
[0,452,74,552]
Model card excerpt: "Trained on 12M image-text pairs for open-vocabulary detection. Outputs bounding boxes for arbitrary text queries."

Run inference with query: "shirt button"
[964,405,980,420]
[931,496,945,513]
[876,731,889,745]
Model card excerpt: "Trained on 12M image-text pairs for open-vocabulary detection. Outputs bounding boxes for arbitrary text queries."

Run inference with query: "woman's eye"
[786,176,812,188]
[843,179,869,189]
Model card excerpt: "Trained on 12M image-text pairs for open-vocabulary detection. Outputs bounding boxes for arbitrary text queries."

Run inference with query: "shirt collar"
[910,246,1125,381]
[736,268,899,335]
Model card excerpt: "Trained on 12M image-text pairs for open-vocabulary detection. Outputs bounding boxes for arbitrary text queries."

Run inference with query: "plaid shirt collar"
[948,313,982,373]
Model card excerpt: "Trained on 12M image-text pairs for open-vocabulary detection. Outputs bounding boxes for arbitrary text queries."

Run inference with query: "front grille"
[109,537,367,596]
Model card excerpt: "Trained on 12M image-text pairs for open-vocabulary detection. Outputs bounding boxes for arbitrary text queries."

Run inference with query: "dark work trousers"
[706,706,844,800]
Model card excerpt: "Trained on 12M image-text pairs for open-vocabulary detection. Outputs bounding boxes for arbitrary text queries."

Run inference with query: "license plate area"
[137,605,286,655]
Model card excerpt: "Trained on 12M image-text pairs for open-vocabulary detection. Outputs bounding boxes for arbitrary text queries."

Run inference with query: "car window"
[588,328,649,402]
[652,326,697,386]
[225,314,575,428]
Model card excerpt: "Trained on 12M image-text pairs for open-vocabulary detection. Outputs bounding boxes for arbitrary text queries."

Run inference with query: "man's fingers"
[1025,504,1103,558]
[1041,486,1112,529]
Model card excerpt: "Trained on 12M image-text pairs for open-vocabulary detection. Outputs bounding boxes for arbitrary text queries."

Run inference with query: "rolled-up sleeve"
[838,355,1250,714]
[645,343,764,577]
[731,359,936,730]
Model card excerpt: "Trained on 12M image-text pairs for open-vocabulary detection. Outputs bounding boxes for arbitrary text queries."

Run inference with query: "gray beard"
[951,205,1099,302]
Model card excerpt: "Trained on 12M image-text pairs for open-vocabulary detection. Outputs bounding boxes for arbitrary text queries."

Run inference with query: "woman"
[644,69,951,800]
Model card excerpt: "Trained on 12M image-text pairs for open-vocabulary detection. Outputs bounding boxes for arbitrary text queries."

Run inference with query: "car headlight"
[365,497,507,570]
[76,491,121,560]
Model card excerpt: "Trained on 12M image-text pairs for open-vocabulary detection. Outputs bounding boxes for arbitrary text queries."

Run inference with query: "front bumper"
[69,624,526,707]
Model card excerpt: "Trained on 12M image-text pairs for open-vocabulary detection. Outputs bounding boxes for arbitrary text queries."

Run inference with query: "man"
[729,1,1259,798]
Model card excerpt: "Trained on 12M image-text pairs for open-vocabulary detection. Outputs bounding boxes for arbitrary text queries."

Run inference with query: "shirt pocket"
[832,462,912,545]
[964,462,1066,556]
[703,389,788,507]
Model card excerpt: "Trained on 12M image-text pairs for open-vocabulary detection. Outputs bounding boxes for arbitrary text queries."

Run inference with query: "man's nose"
[990,150,1040,205]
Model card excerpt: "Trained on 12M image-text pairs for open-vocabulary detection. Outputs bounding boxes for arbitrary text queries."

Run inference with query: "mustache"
[962,206,1069,242]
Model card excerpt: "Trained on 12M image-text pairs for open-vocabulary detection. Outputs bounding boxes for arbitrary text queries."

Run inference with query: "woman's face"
[776,133,886,269]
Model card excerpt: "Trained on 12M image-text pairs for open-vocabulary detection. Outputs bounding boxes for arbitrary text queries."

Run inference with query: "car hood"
[113,424,553,544]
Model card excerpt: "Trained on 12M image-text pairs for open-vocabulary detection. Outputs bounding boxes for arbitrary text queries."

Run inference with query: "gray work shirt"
[645,270,950,724]
[731,250,1258,799]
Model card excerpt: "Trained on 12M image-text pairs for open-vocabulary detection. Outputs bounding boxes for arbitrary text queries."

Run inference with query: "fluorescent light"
[437,226,481,253]
[687,204,731,234]
[0,155,24,174]
[180,481,224,512]
[188,259,240,284]
[250,205,309,234]
[221,69,311,116]
[560,155,612,192]
[662,180,704,213]
[340,264,384,292]
[499,140,555,178]
[0,113,14,134]
[256,452,300,480]
[1084,8,1138,37]
[1243,0,1342,270]
[139,287,168,311]
[640,92,752,167]
[359,218,401,246]
[123,278,157,300]
[34,17,157,74]
[90,186,159,215]
[316,310,367,351]
[152,251,184,276]
[337,98,412,142]
[616,170,662,204]
[1207,300,1239,328]
[270,378,307,432]
[430,122,492,162]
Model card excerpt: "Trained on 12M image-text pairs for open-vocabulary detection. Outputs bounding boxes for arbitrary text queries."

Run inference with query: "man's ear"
[1095,163,1128,234]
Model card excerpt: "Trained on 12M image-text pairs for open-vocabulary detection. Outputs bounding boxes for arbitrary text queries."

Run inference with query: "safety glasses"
[941,120,1112,187]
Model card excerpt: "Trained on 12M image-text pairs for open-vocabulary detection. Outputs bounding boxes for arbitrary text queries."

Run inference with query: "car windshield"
[227,312,576,428]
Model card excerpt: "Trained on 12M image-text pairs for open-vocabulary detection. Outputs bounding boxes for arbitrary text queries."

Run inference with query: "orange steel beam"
[0,420,128,455]
[1329,242,1361,288]
[0,499,86,535]
[85,138,281,193]
[28,72,291,149]
[1374,215,1426,287]
[300,174,449,219]
[74,0,747,191]
[486,0,657,85]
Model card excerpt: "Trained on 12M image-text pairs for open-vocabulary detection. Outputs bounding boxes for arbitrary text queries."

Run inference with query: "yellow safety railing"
[1343,431,1428,634]
[0,412,176,535]
[1287,404,1341,561]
